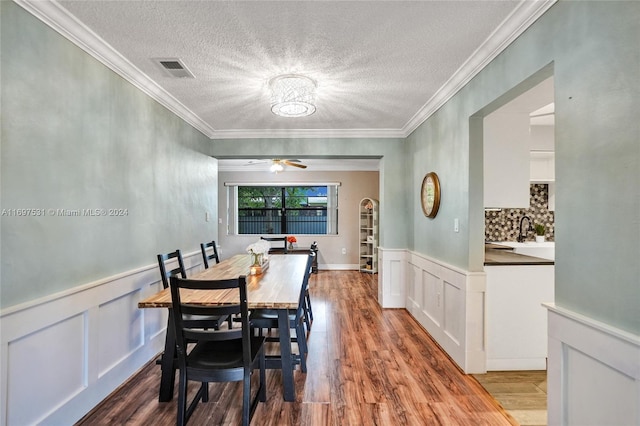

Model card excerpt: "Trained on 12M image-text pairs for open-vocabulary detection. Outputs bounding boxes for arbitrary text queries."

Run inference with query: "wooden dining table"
[138,253,309,402]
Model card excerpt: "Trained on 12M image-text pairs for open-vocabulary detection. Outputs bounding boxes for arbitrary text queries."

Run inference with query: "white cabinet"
[359,198,378,273]
[483,112,531,208]
[485,265,555,370]
[530,151,555,182]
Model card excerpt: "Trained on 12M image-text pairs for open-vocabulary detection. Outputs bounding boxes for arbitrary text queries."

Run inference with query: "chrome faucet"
[517,215,534,242]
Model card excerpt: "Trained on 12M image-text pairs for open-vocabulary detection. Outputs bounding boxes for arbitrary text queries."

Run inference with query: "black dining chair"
[169,275,266,426]
[157,250,230,329]
[260,236,288,254]
[200,240,220,269]
[249,252,315,373]
[156,250,232,381]
[157,250,186,290]
[302,242,317,330]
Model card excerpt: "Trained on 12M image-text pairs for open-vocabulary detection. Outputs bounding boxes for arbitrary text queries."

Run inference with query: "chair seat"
[250,309,295,323]
[188,337,265,370]
[183,313,228,327]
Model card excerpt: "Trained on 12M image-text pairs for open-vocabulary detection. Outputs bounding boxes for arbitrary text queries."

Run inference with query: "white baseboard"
[319,263,359,270]
[546,304,640,426]
[0,252,203,426]
[486,358,547,371]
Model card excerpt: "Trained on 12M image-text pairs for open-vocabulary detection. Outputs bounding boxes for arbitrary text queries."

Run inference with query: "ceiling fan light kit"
[267,159,308,173]
[269,74,317,118]
[270,162,284,173]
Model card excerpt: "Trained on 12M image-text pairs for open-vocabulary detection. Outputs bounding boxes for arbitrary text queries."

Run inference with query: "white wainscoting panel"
[407,251,486,373]
[0,252,204,426]
[546,304,640,426]
[377,248,407,308]
[98,291,145,377]
[6,313,87,425]
[423,269,442,327]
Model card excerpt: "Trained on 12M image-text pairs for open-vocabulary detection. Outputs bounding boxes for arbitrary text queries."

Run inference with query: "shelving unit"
[359,198,378,273]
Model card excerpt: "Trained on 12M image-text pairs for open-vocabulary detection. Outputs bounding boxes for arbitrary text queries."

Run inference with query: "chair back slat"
[297,253,315,316]
[200,240,220,269]
[170,275,252,363]
[184,327,243,342]
[180,303,239,317]
[157,250,186,289]
[260,236,288,254]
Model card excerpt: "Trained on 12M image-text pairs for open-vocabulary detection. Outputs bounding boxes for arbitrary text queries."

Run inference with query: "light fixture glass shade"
[270,162,284,173]
[269,74,316,117]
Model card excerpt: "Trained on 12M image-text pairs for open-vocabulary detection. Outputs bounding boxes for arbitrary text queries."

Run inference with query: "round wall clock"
[421,172,441,218]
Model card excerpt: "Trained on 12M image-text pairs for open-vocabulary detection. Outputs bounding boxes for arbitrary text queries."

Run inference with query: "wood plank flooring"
[473,371,547,426]
[77,271,516,426]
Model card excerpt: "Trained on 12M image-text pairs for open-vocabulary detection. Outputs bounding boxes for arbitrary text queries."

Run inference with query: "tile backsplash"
[485,184,555,242]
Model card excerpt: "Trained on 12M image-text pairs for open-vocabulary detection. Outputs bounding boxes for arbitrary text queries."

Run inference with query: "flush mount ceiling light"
[269,74,317,118]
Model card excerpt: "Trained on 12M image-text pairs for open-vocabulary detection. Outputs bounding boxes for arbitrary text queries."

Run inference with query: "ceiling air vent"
[153,58,195,78]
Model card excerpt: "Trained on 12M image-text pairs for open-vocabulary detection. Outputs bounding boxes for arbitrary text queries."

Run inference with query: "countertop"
[484,247,554,266]
[485,243,515,250]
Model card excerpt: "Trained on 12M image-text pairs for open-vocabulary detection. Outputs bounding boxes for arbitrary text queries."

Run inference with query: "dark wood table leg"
[158,311,176,402]
[278,309,295,401]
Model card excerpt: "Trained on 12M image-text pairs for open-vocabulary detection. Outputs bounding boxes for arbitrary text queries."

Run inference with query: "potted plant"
[534,224,546,242]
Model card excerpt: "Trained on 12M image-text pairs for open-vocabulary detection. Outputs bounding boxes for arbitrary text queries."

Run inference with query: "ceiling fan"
[245,159,308,173]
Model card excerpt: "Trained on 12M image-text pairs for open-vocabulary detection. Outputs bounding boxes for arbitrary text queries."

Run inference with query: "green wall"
[408,1,639,334]
[3,0,638,336]
[1,2,218,308]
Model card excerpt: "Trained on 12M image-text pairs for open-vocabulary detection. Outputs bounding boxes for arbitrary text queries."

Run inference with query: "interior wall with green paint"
[3,0,638,336]
[1,2,218,309]
[408,1,640,334]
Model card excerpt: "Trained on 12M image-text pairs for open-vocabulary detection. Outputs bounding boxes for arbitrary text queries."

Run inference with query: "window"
[227,184,339,235]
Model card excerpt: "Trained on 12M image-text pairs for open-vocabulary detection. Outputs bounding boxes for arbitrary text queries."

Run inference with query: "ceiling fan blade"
[283,160,307,169]
[244,160,269,166]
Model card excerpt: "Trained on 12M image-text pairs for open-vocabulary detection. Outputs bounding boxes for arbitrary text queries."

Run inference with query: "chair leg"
[296,322,308,373]
[259,350,266,402]
[303,304,311,332]
[306,291,314,321]
[177,370,188,426]
[242,370,251,426]
[202,381,209,402]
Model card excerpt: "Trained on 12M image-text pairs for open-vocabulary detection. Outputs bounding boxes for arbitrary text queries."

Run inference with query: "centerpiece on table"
[246,240,271,275]
[287,235,297,250]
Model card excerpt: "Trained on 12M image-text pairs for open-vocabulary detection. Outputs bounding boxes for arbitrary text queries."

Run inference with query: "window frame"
[225,182,340,236]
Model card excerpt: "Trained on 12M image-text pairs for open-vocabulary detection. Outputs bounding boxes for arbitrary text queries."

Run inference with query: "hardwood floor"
[77,271,516,426]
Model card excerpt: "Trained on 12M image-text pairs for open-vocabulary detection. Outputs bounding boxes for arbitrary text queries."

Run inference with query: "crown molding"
[210,127,404,140]
[17,0,555,141]
[401,0,557,138]
[15,0,217,138]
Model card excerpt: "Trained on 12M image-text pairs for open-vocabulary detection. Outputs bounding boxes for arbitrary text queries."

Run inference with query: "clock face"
[421,172,440,218]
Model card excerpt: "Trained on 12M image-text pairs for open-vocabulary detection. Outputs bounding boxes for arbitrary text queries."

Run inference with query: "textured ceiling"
[29,0,555,139]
